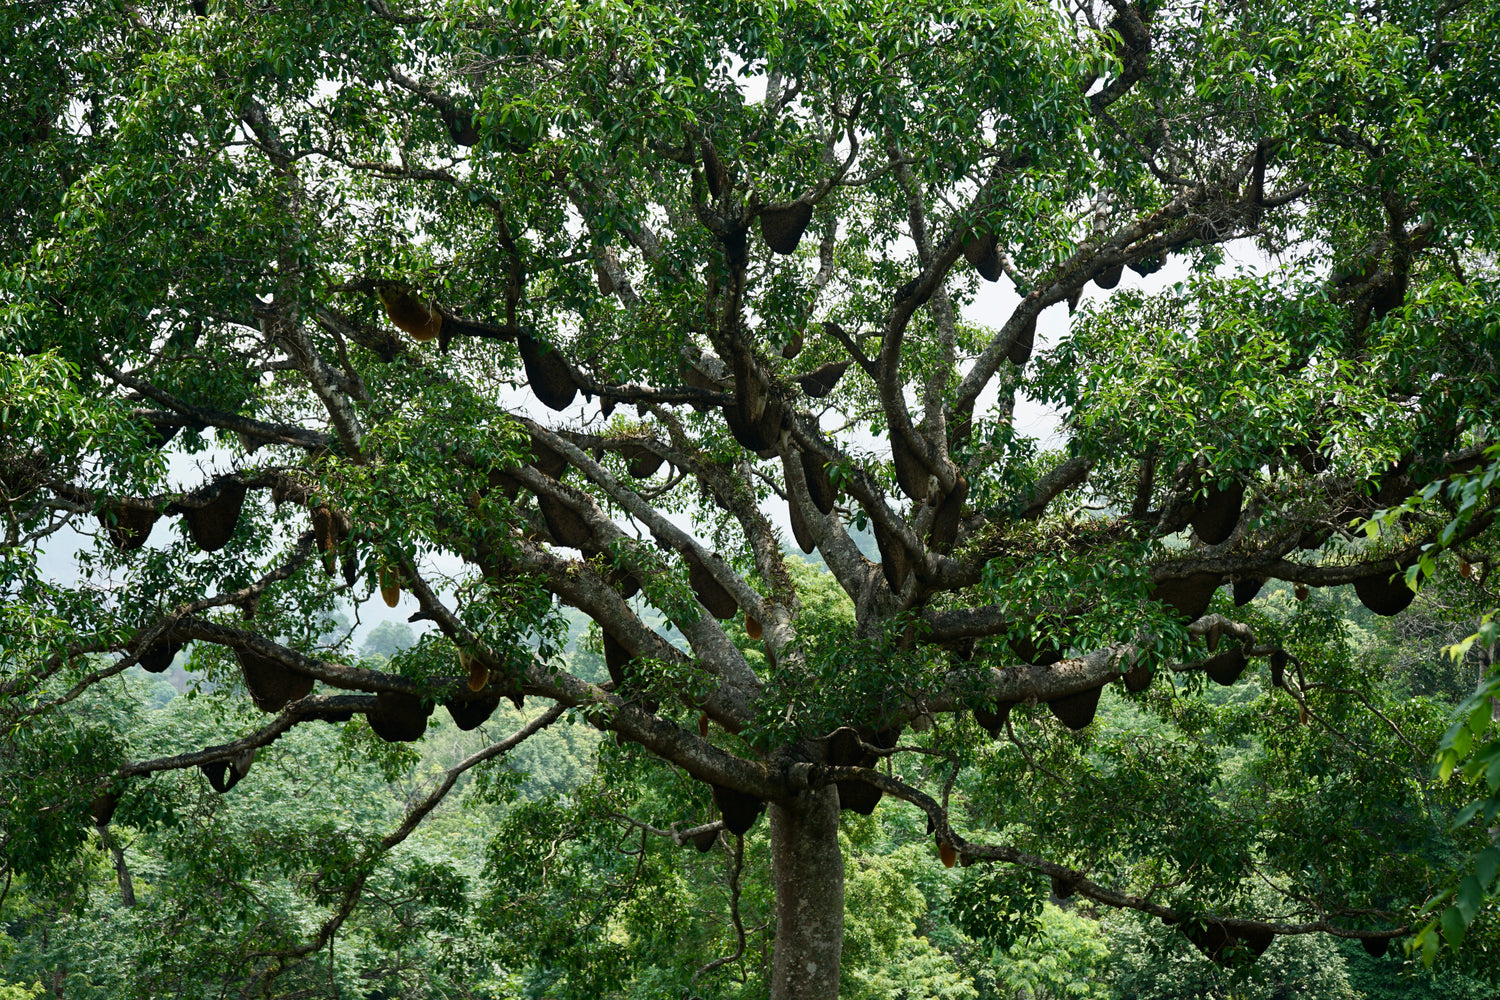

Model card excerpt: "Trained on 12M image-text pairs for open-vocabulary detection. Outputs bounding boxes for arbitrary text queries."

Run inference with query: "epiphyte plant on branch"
[3,0,1500,995]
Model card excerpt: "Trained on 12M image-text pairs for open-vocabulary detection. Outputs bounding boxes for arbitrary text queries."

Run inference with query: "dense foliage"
[3,0,1500,996]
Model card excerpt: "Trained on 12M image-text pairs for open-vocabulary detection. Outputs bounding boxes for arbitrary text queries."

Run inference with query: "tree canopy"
[3,0,1500,996]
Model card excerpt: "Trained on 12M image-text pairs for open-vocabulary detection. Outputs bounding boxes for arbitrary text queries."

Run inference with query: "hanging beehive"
[621,442,663,479]
[457,647,489,692]
[759,200,814,255]
[1123,660,1152,692]
[1151,572,1221,622]
[367,690,432,742]
[745,615,762,640]
[1050,874,1078,899]
[1010,627,1064,667]
[184,479,247,552]
[1190,480,1243,545]
[1047,684,1103,730]
[380,566,402,607]
[1182,920,1275,966]
[1353,563,1415,616]
[377,286,443,342]
[928,475,968,552]
[796,361,850,399]
[692,828,719,852]
[602,629,633,688]
[1095,263,1124,289]
[517,333,578,411]
[1128,254,1164,276]
[538,492,593,549]
[972,700,1014,738]
[781,327,804,360]
[1232,576,1265,606]
[937,841,958,868]
[1362,936,1391,959]
[89,791,118,826]
[711,783,764,836]
[444,690,501,731]
[99,503,158,551]
[687,551,738,619]
[236,646,314,712]
[136,636,183,674]
[873,520,910,592]
[787,488,816,554]
[889,425,929,502]
[962,232,1003,282]
[800,451,838,514]
[1203,644,1248,686]
[1007,315,1037,367]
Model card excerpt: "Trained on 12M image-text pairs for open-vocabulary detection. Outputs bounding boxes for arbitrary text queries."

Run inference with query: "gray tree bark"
[769,785,844,1000]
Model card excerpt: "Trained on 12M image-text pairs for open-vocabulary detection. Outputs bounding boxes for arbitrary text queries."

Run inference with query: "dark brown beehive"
[700,138,725,198]
[137,637,183,674]
[1354,564,1415,616]
[929,475,967,552]
[1361,936,1391,959]
[796,361,850,399]
[787,491,816,554]
[1123,661,1152,692]
[1269,649,1288,689]
[538,492,593,549]
[1232,576,1265,606]
[682,361,722,411]
[826,726,864,766]
[724,386,777,453]
[890,426,930,502]
[1152,572,1221,622]
[745,614,762,640]
[445,691,501,731]
[1050,874,1078,899]
[781,327,804,360]
[1128,254,1164,276]
[90,792,118,826]
[760,200,814,255]
[517,333,578,411]
[938,841,958,868]
[602,629,633,688]
[1191,480,1243,545]
[711,783,764,836]
[185,479,247,552]
[1007,316,1036,367]
[99,503,158,551]
[692,828,719,852]
[236,647,314,713]
[1095,263,1124,289]
[963,231,1003,282]
[1204,644,1248,686]
[873,520,910,592]
[1010,629,1063,667]
[800,451,838,515]
[1048,684,1103,730]
[973,700,1013,738]
[621,442,663,479]
[367,690,432,743]
[1183,920,1274,966]
[687,551,738,620]
[838,780,883,815]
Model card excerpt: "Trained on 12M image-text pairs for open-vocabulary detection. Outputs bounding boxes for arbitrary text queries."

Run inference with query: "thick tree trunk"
[768,785,844,1000]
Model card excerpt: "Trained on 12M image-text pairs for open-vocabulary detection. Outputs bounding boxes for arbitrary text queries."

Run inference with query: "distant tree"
[3,0,1499,996]
[360,620,418,662]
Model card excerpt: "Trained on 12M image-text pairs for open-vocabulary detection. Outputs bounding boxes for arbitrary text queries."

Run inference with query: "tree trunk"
[768,785,843,1000]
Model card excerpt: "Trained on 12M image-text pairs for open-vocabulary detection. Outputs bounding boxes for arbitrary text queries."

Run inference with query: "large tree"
[3,0,1500,995]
